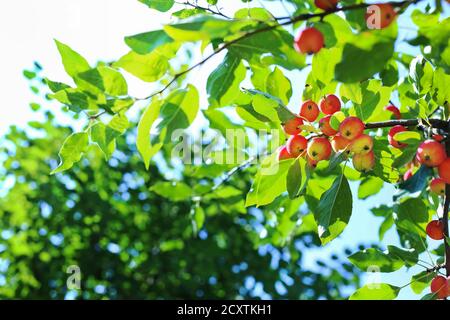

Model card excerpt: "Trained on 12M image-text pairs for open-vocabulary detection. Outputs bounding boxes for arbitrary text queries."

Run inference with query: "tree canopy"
[2,0,450,300]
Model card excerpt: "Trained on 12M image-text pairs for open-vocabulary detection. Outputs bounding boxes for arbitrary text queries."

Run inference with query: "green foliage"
[0,113,362,299]
[18,0,450,300]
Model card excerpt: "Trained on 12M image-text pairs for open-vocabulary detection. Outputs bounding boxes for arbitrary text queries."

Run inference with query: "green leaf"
[432,68,450,106]
[379,215,394,241]
[77,66,128,96]
[387,245,418,268]
[411,270,434,294]
[90,114,129,159]
[409,56,434,95]
[348,248,404,273]
[54,40,90,78]
[139,0,174,12]
[157,85,200,141]
[398,165,432,193]
[335,39,394,83]
[164,16,235,42]
[244,89,296,123]
[395,198,429,239]
[150,181,192,201]
[314,174,352,245]
[349,80,392,122]
[393,131,421,144]
[207,54,246,107]
[349,284,400,300]
[114,44,178,82]
[229,29,305,70]
[286,158,304,200]
[245,154,294,207]
[266,67,292,105]
[203,109,241,137]
[192,205,205,231]
[137,99,164,169]
[312,47,341,87]
[358,177,383,200]
[51,132,89,174]
[125,29,173,55]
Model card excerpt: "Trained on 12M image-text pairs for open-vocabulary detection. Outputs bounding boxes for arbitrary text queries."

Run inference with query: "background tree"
[0,104,362,299]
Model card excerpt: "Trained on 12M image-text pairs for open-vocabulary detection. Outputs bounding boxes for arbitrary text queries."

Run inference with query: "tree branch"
[443,122,450,276]
[365,118,448,130]
[175,1,231,19]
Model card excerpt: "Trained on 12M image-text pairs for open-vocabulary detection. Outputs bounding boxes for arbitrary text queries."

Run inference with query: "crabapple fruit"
[319,94,341,115]
[430,178,446,196]
[339,117,364,140]
[319,115,338,136]
[283,117,304,135]
[365,3,397,29]
[278,146,293,161]
[438,158,450,184]
[416,140,446,167]
[314,0,338,11]
[286,135,308,158]
[426,220,445,240]
[350,134,373,155]
[299,100,320,122]
[430,276,449,299]
[307,137,332,161]
[352,151,375,173]
[403,169,413,181]
[331,134,351,153]
[294,27,324,55]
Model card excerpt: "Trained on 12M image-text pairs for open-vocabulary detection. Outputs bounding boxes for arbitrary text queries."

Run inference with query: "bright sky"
[1,0,447,300]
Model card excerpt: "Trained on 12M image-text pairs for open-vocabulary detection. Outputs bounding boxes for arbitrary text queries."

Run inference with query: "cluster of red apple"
[294,1,397,55]
[278,94,375,173]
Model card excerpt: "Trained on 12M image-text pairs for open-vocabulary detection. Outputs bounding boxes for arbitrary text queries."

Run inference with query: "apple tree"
[41,0,450,299]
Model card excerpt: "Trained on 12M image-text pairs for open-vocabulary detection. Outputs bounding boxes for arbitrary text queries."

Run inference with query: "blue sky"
[1,0,448,300]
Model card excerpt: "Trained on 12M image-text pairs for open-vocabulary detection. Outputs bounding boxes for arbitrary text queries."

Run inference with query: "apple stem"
[443,121,450,277]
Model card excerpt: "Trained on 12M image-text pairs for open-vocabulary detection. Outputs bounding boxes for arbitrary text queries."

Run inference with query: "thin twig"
[175,0,231,19]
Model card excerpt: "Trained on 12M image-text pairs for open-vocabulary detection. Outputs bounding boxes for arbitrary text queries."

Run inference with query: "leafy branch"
[90,0,423,120]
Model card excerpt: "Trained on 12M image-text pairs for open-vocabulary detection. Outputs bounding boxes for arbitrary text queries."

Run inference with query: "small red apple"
[286,135,308,158]
[314,0,338,11]
[350,134,373,155]
[307,137,332,161]
[283,117,304,136]
[438,158,450,184]
[430,276,449,299]
[365,3,397,29]
[319,115,338,137]
[319,94,341,115]
[352,151,375,173]
[339,117,365,140]
[416,140,446,167]
[278,146,293,161]
[430,178,446,196]
[299,100,320,122]
[426,220,445,240]
[294,27,324,55]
